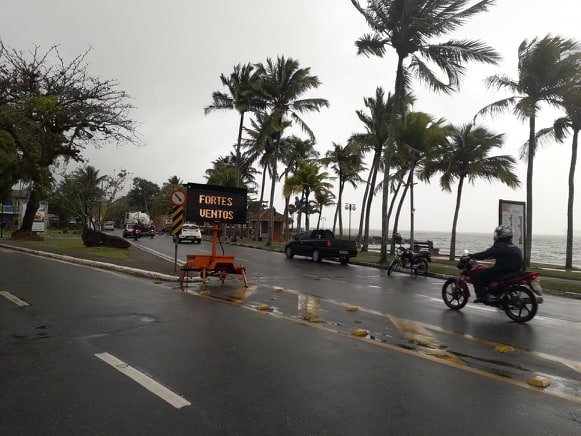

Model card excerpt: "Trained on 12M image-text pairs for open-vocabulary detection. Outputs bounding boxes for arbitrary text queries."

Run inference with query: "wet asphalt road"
[1,240,581,435]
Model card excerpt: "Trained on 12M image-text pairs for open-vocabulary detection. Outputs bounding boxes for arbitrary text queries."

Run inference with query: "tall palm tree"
[421,124,520,260]
[204,63,261,187]
[352,0,500,262]
[349,87,395,250]
[254,56,329,245]
[321,141,365,236]
[390,112,448,250]
[477,35,580,266]
[545,85,581,269]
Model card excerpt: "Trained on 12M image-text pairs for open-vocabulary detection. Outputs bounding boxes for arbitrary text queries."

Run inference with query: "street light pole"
[344,203,356,240]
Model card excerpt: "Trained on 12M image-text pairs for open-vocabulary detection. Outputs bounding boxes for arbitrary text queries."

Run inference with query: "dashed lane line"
[0,291,29,307]
[95,352,191,409]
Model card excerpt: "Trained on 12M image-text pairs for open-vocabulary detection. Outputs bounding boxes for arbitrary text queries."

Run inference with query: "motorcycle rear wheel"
[387,260,399,276]
[504,285,538,323]
[414,259,429,275]
[442,278,468,310]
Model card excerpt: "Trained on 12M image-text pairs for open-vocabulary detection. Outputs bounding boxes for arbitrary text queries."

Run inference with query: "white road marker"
[95,352,191,409]
[0,291,29,307]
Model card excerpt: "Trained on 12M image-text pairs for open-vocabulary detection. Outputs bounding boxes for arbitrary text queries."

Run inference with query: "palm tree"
[477,35,580,266]
[204,63,261,187]
[284,160,333,231]
[421,124,520,260]
[254,56,329,245]
[389,112,448,250]
[349,87,395,250]
[352,0,500,262]
[321,141,365,236]
[545,85,581,269]
[279,136,319,239]
[314,189,336,230]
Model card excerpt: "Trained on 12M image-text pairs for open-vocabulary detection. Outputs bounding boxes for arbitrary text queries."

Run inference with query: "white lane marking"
[0,291,29,307]
[95,352,190,409]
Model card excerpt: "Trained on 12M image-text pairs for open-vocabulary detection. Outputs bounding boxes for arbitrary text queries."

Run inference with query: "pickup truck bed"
[284,230,358,264]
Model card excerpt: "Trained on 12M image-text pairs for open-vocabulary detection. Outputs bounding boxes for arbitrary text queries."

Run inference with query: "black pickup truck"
[284,229,358,264]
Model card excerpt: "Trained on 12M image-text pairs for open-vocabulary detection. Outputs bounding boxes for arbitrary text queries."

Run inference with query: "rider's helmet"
[493,224,513,242]
[393,232,402,244]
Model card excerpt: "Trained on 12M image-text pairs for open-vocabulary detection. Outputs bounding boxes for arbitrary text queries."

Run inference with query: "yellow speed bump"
[528,375,550,388]
[153,278,162,284]
[495,345,515,353]
[351,329,369,337]
[273,287,284,293]
[346,306,359,312]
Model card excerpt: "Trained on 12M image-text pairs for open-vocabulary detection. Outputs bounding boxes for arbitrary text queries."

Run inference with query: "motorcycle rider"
[469,224,523,304]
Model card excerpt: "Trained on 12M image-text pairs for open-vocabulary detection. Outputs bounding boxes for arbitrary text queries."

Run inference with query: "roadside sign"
[171,205,184,236]
[170,189,186,206]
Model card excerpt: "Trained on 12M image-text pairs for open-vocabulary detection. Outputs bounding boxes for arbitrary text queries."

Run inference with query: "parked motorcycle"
[387,245,431,276]
[442,254,544,323]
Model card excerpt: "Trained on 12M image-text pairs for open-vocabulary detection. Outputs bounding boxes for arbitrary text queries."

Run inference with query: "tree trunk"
[449,177,465,261]
[409,160,416,250]
[391,173,411,252]
[363,154,380,252]
[387,179,402,254]
[17,189,41,234]
[566,129,578,269]
[380,56,405,263]
[525,114,536,267]
[357,167,373,246]
[266,134,280,247]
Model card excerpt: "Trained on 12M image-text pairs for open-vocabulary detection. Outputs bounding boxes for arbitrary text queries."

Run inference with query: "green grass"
[13,238,131,261]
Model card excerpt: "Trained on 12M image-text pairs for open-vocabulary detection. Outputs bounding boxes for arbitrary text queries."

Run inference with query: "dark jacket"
[471,239,523,273]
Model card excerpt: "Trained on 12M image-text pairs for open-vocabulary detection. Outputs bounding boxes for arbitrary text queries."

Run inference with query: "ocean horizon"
[360,229,581,269]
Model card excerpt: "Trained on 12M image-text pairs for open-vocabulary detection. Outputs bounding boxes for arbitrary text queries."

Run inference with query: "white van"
[174,222,202,244]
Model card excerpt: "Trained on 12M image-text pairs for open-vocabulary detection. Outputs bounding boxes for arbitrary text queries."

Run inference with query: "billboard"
[499,200,525,253]
[185,183,247,224]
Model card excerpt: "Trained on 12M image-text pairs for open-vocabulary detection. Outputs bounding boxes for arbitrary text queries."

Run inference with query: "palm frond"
[408,55,453,94]
[474,97,520,120]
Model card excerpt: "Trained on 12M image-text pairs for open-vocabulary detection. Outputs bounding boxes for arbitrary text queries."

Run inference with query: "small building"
[247,208,291,242]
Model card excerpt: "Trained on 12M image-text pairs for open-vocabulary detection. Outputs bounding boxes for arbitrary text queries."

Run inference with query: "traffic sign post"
[171,204,184,271]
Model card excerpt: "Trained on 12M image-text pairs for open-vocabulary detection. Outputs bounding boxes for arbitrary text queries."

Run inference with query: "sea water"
[367,230,581,268]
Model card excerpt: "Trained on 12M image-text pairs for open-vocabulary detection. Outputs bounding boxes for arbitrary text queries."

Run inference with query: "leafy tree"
[0,42,139,236]
[421,124,520,260]
[254,56,329,245]
[321,141,365,236]
[126,177,160,215]
[52,166,106,230]
[314,189,336,230]
[352,0,500,262]
[0,130,21,203]
[478,35,580,266]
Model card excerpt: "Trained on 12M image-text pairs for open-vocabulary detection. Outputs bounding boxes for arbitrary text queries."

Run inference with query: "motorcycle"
[133,228,141,241]
[387,245,431,276]
[442,254,544,323]
[149,228,155,239]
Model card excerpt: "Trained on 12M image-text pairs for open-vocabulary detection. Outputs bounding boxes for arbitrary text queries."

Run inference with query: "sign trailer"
[179,183,248,292]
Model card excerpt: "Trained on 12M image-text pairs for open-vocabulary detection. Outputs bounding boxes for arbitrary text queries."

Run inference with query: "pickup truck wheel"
[312,250,322,263]
[285,246,294,259]
[340,256,349,265]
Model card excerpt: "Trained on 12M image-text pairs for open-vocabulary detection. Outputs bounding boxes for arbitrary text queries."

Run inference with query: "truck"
[284,229,358,265]
[123,211,152,238]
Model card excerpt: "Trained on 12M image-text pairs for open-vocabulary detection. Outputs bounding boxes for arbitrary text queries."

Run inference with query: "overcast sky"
[2,1,580,235]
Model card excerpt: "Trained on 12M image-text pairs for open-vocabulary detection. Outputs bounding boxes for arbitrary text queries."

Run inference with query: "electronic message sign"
[185,183,247,224]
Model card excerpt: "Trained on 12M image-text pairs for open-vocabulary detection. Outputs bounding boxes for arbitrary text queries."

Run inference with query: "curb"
[0,243,182,283]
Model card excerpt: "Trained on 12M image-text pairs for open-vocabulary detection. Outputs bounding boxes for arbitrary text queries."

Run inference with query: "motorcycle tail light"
[529,273,539,281]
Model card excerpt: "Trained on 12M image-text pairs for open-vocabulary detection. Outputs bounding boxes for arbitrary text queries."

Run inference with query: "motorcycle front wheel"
[414,259,429,275]
[504,285,538,323]
[387,260,399,276]
[442,278,468,310]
